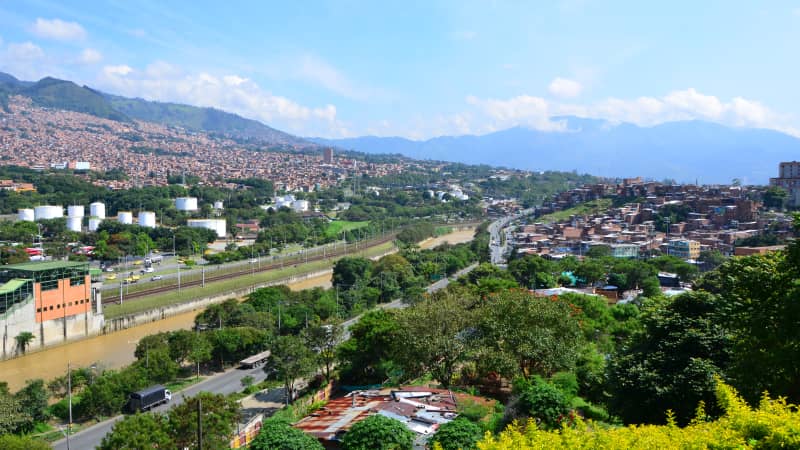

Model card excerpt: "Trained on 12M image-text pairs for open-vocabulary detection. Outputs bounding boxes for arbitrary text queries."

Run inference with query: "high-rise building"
[770,161,800,207]
[323,147,334,164]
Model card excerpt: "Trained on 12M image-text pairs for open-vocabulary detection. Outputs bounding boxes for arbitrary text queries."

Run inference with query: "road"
[488,208,535,266]
[53,262,479,450]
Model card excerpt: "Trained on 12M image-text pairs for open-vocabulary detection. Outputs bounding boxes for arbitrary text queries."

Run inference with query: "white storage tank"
[67,205,85,218]
[175,197,198,211]
[88,217,102,232]
[90,202,106,219]
[138,211,156,228]
[18,208,35,222]
[34,205,64,220]
[213,201,224,210]
[66,216,82,233]
[292,200,309,212]
[187,219,227,238]
[118,211,133,225]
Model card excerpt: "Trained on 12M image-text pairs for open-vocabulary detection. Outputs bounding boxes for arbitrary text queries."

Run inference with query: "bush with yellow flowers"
[471,379,800,449]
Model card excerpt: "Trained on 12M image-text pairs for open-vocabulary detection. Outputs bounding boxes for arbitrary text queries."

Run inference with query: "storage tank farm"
[175,197,198,211]
[67,205,84,218]
[118,211,133,225]
[66,216,82,233]
[88,217,102,232]
[34,205,63,221]
[90,202,106,219]
[18,208,34,222]
[138,211,156,228]
[187,219,227,238]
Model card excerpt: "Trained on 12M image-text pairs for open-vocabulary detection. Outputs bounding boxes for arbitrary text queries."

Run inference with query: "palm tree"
[15,332,35,354]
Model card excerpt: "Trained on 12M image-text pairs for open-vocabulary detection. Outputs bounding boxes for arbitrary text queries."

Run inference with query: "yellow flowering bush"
[475,380,800,449]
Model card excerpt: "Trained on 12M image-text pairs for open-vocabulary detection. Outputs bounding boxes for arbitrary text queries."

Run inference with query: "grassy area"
[434,226,454,236]
[103,241,395,319]
[324,220,369,238]
[536,198,613,223]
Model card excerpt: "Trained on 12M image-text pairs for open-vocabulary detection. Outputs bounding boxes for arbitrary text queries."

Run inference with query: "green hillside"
[0,71,306,146]
[108,96,302,144]
[21,77,130,122]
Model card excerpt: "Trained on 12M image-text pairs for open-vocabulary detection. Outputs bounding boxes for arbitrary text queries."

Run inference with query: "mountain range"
[0,72,304,146]
[311,117,800,184]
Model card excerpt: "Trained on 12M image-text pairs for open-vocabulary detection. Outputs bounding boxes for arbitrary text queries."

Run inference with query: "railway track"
[102,234,397,304]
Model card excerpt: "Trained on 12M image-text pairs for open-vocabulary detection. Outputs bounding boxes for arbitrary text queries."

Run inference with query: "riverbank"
[0,227,474,390]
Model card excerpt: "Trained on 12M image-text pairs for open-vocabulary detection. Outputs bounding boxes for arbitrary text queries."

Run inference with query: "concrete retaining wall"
[103,269,334,334]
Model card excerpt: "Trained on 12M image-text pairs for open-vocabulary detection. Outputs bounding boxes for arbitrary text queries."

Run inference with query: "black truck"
[128,385,172,412]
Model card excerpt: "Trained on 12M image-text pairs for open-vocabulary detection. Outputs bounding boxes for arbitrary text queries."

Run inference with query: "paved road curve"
[52,262,479,450]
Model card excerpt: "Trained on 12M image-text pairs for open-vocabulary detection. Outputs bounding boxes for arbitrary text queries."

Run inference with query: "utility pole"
[178,266,181,292]
[67,362,72,450]
[202,266,205,288]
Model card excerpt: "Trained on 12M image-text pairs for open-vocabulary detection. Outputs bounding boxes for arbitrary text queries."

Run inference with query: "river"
[0,228,474,391]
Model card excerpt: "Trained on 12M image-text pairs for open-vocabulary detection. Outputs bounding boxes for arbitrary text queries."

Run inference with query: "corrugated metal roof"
[0,279,31,294]
[4,261,89,272]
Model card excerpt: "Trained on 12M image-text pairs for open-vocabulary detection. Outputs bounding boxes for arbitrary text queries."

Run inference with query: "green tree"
[507,378,571,430]
[337,309,401,383]
[302,320,344,382]
[14,379,49,425]
[508,255,558,289]
[333,256,372,289]
[607,292,732,425]
[250,419,324,450]
[341,414,414,450]
[0,434,50,450]
[477,290,583,379]
[431,417,483,450]
[168,392,240,450]
[395,292,477,387]
[98,413,173,450]
[763,185,788,209]
[14,331,34,354]
[0,390,29,434]
[268,335,317,403]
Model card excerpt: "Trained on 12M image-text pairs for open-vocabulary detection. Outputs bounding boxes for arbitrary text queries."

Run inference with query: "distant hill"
[312,117,800,184]
[106,95,302,144]
[0,71,305,146]
[21,77,130,121]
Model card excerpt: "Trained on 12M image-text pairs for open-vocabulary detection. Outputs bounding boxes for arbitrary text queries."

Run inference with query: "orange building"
[1,261,92,323]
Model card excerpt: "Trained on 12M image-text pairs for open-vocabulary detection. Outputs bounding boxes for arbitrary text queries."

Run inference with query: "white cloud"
[223,75,248,86]
[6,42,44,60]
[95,62,344,136]
[103,65,133,76]
[30,18,86,41]
[548,77,583,98]
[460,88,799,138]
[294,54,375,101]
[79,48,102,64]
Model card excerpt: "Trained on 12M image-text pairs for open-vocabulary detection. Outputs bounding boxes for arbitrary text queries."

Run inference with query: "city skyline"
[1,1,799,139]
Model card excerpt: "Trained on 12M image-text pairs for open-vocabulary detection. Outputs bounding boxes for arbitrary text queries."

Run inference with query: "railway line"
[101,233,398,304]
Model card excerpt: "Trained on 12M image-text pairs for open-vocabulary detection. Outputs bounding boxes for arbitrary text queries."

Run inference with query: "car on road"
[105,274,117,281]
[249,258,258,263]
[142,267,154,273]
[151,275,163,281]
[105,267,115,272]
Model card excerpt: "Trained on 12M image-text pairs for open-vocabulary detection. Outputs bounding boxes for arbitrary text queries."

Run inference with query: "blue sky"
[1,0,799,139]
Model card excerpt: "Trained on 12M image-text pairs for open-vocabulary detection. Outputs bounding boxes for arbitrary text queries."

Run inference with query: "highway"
[488,208,535,266]
[52,262,479,450]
